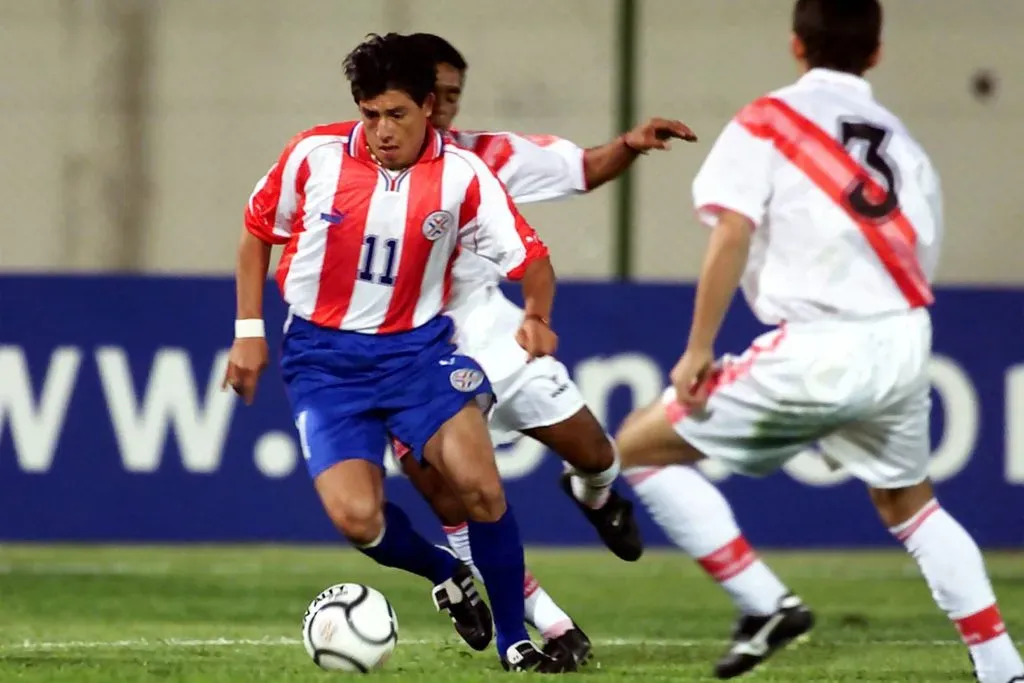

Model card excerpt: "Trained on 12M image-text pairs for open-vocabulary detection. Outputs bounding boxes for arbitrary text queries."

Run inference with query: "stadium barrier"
[1,276,1020,547]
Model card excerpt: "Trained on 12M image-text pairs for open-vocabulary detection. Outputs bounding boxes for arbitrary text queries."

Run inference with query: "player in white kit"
[616,2,1024,681]
[385,33,696,668]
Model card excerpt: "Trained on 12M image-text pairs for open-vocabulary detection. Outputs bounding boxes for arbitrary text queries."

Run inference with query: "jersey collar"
[346,122,446,166]
[799,68,873,98]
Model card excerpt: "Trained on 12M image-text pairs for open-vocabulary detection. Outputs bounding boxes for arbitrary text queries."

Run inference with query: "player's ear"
[422,92,435,119]
[867,44,882,71]
[789,33,807,70]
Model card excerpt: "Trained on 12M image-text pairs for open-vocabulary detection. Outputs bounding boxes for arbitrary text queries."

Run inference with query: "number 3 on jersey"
[840,121,899,220]
[358,234,399,286]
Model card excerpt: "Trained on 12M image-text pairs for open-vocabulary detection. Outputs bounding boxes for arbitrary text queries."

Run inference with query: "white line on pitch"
[0,636,979,652]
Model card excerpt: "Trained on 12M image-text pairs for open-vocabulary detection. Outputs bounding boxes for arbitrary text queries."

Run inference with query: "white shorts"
[488,354,586,444]
[666,309,933,489]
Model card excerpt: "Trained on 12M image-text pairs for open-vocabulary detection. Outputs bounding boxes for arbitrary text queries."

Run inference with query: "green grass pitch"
[1,545,1022,681]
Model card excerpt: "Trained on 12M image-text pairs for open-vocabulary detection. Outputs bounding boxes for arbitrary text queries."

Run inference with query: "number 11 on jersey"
[358,234,399,286]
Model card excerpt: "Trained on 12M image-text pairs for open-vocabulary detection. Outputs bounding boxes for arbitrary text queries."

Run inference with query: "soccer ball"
[302,583,398,672]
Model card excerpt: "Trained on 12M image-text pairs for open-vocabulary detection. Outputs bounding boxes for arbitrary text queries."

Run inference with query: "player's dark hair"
[343,33,435,105]
[408,33,468,72]
[792,0,882,75]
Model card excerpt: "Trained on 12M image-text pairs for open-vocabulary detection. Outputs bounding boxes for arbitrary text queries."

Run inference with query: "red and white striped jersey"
[693,68,943,325]
[443,130,586,302]
[448,130,587,203]
[244,121,549,334]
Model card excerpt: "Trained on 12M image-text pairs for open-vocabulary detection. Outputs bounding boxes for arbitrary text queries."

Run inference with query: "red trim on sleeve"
[504,213,549,281]
[244,162,290,245]
[458,156,550,282]
[471,134,514,177]
[245,122,357,246]
[489,171,549,281]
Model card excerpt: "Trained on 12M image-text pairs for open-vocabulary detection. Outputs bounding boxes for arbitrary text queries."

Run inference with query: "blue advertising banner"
[0,276,1021,547]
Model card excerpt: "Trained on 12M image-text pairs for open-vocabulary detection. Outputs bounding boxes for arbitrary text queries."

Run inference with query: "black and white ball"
[302,583,398,672]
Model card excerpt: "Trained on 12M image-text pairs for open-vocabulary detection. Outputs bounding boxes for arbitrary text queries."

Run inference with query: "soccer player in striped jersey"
[388,32,696,669]
[224,33,574,673]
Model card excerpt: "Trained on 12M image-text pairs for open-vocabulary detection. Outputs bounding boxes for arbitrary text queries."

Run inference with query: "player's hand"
[623,117,698,152]
[670,346,716,412]
[516,315,558,361]
[223,337,269,405]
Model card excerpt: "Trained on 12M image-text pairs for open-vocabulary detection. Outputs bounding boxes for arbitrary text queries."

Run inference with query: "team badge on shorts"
[422,210,454,241]
[449,368,484,393]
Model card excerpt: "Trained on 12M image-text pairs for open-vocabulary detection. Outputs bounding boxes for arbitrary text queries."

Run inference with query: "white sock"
[443,523,483,582]
[524,570,574,639]
[569,438,620,509]
[445,524,573,639]
[891,500,1024,683]
[626,465,788,615]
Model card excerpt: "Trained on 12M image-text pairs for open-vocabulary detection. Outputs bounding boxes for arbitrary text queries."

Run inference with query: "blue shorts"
[280,314,493,478]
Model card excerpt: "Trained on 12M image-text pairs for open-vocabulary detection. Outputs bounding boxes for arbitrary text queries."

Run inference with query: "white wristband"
[235,319,265,339]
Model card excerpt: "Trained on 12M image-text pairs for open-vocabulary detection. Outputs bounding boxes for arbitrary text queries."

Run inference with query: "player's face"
[359,90,435,170]
[431,63,464,131]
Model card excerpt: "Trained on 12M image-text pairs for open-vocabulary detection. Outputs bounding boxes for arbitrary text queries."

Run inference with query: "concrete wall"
[1,0,1020,282]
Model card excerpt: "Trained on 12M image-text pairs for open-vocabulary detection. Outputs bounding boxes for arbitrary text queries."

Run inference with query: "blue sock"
[356,503,458,585]
[467,508,530,655]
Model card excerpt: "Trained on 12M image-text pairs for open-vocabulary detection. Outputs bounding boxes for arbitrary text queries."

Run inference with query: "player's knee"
[426,488,471,527]
[404,459,471,526]
[459,475,507,523]
[615,401,670,468]
[870,480,936,528]
[566,412,616,472]
[567,430,616,473]
[325,497,384,545]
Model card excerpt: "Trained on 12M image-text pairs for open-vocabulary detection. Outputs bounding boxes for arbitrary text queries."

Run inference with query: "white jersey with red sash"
[652,68,944,490]
[692,68,941,325]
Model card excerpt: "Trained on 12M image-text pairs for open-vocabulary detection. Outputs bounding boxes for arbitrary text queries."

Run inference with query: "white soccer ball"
[302,583,398,672]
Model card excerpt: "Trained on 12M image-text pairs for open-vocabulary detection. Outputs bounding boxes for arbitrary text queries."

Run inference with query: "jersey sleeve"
[691,111,776,229]
[455,150,550,281]
[465,132,587,204]
[243,135,310,245]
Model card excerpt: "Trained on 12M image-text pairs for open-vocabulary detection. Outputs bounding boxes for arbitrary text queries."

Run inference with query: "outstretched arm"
[583,117,698,190]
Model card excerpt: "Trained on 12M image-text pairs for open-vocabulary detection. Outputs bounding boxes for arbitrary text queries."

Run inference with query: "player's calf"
[424,403,539,661]
[618,412,816,678]
[625,465,794,616]
[402,437,587,650]
[314,462,493,651]
[527,408,643,561]
[875,482,1024,683]
[446,521,591,663]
